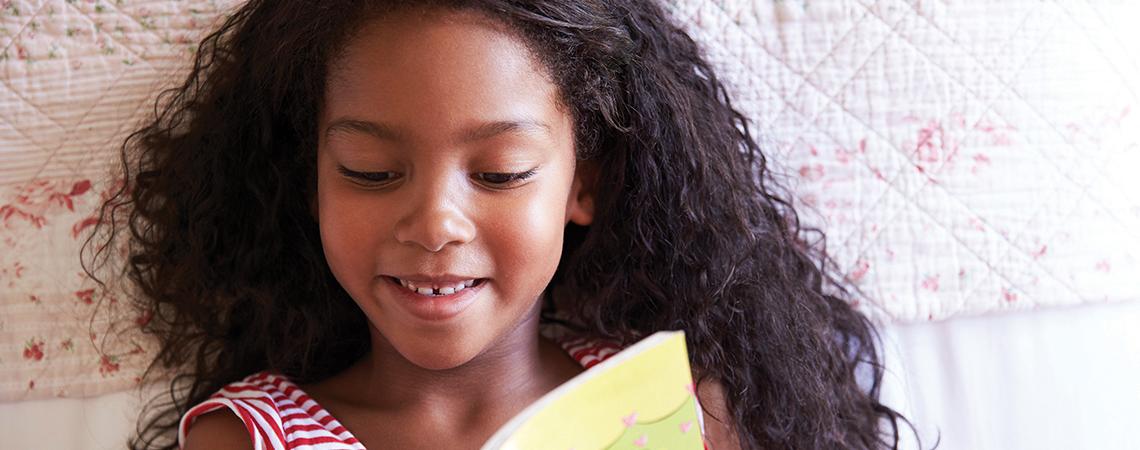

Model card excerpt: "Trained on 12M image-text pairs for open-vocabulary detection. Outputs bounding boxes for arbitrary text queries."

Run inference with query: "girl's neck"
[324,304,583,428]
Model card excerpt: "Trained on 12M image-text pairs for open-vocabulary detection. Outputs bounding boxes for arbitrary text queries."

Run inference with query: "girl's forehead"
[320,8,571,150]
[329,7,548,89]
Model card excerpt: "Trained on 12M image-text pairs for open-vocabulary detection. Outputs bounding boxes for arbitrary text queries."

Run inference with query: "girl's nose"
[392,179,476,252]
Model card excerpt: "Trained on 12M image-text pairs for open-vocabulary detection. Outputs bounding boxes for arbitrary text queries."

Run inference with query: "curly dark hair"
[84,0,922,449]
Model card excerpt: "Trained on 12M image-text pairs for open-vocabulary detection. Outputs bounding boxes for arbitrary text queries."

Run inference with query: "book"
[481,331,705,450]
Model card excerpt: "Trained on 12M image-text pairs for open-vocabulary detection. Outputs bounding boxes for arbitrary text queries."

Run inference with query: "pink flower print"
[72,216,99,238]
[633,434,648,448]
[798,164,825,181]
[75,288,95,304]
[1032,245,1047,260]
[849,259,871,282]
[0,204,47,228]
[970,153,991,174]
[914,122,943,163]
[835,146,857,164]
[136,309,154,327]
[99,355,120,376]
[623,412,638,427]
[921,275,940,292]
[680,421,693,434]
[69,180,92,196]
[23,339,45,361]
[1095,260,1111,272]
[1003,288,1018,303]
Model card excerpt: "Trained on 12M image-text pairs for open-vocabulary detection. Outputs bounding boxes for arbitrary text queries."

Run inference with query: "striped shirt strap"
[178,381,288,450]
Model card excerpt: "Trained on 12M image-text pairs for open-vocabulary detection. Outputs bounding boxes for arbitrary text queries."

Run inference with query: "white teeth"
[397,278,478,296]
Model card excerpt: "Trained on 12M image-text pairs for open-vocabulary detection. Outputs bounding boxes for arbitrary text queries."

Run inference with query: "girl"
[88,0,917,449]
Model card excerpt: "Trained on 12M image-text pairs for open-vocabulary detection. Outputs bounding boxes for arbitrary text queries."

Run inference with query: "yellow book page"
[491,331,703,450]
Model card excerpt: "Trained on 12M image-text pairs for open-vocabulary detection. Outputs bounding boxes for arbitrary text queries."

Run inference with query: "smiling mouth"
[386,276,487,296]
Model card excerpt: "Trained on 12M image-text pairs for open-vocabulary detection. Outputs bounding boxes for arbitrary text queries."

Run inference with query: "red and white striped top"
[177,328,633,450]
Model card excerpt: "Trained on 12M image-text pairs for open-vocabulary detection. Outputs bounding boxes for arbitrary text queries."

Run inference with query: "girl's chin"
[374,324,495,371]
[391,338,487,371]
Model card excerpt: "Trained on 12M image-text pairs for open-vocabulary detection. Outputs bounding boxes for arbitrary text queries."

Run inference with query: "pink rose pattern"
[1,0,239,401]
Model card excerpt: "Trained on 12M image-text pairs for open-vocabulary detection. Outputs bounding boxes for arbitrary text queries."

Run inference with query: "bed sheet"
[5,299,1139,450]
[880,299,1140,450]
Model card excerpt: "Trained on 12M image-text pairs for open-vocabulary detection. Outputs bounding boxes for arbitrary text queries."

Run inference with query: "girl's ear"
[566,160,598,226]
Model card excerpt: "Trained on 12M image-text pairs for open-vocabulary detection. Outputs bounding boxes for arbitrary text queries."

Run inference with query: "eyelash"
[336,165,537,188]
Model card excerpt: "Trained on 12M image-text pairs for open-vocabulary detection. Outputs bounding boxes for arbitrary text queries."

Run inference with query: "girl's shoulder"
[180,327,642,450]
[178,372,364,450]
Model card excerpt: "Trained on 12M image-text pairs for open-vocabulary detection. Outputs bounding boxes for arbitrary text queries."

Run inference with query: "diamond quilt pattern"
[669,0,1139,323]
[1,0,1137,400]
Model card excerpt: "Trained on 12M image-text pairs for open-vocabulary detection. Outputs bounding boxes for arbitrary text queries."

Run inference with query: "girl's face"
[316,9,594,370]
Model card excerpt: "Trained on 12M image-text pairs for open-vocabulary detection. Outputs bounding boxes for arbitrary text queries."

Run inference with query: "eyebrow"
[324,117,551,143]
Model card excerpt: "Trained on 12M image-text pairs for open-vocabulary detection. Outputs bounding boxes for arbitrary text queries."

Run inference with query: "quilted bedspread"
[2,0,1138,400]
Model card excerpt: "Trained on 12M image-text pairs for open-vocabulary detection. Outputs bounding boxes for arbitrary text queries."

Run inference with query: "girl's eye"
[337,165,400,187]
[475,169,537,187]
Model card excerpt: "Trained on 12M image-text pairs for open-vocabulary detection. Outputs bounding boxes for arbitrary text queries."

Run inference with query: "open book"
[481,331,705,450]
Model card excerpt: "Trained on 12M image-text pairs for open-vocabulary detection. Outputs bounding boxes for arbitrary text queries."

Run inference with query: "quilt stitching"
[870,2,1137,304]
[891,0,1130,217]
[844,1,1097,306]
[952,186,1090,308]
[4,1,166,185]
[1054,0,1140,100]
[0,86,61,157]
[692,25,1023,310]
[0,74,68,133]
[699,3,946,253]
[0,0,50,57]
[766,9,875,127]
[95,0,181,60]
[701,1,1094,312]
[63,1,160,72]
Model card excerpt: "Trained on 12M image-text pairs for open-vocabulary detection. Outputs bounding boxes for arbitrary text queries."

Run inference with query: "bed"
[2,1,1137,448]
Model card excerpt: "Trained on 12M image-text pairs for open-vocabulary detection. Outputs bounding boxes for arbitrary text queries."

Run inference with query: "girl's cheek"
[317,185,384,278]
[501,185,569,263]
